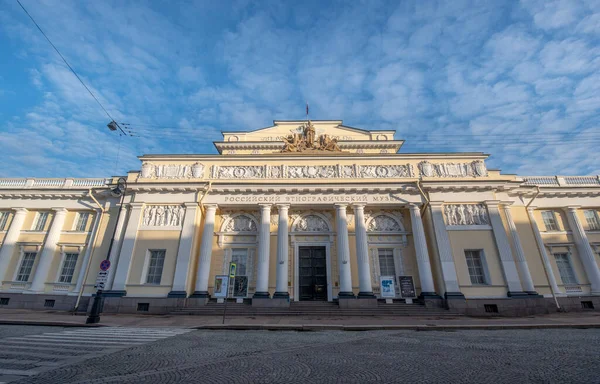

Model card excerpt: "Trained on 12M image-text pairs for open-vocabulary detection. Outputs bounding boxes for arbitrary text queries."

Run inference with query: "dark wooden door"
[299,246,327,301]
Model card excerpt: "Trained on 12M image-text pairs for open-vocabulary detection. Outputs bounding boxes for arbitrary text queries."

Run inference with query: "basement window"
[0,298,9,305]
[581,301,594,310]
[137,303,150,312]
[44,299,55,308]
[484,304,498,313]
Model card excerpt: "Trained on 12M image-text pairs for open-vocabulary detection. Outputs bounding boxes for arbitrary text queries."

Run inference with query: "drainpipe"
[73,189,105,312]
[526,186,560,310]
[415,180,430,215]
[198,181,212,212]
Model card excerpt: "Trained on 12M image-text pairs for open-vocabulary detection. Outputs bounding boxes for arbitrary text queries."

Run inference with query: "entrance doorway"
[298,246,327,301]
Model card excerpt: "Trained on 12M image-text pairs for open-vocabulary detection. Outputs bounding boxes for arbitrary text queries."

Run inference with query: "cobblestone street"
[0,325,597,383]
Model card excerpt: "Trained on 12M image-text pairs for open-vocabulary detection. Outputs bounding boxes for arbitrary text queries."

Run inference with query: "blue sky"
[1,0,599,178]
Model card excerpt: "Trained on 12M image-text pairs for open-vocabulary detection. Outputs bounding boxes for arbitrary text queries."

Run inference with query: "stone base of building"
[447,296,600,317]
[0,292,89,312]
[251,297,290,308]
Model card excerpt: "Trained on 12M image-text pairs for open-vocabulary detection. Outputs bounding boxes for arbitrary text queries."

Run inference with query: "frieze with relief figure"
[139,162,205,179]
[418,160,487,178]
[444,204,489,226]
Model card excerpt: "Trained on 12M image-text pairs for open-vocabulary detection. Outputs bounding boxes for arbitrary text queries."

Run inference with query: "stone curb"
[0,319,105,327]
[192,323,600,331]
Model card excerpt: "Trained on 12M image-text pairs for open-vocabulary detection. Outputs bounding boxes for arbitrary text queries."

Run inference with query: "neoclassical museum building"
[0,120,599,316]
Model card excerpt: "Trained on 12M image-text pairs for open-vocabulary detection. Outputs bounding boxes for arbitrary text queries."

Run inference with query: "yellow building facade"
[0,120,599,316]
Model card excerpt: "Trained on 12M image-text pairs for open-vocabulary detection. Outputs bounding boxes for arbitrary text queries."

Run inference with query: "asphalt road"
[0,325,598,383]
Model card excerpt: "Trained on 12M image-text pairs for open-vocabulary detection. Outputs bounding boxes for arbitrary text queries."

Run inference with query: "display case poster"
[399,276,416,298]
[380,276,396,298]
[233,276,248,298]
[213,275,229,298]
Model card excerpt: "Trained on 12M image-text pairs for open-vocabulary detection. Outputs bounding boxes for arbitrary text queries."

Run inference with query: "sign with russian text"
[380,276,396,298]
[399,276,416,298]
[213,275,229,299]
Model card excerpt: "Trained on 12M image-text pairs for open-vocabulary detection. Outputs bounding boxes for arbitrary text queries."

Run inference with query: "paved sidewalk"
[0,308,599,330]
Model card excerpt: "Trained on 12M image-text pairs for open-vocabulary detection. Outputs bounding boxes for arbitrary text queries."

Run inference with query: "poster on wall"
[213,275,229,298]
[233,276,248,298]
[399,276,416,298]
[380,276,396,298]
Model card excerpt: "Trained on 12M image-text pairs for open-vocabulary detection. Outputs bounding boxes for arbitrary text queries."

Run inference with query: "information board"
[398,275,416,298]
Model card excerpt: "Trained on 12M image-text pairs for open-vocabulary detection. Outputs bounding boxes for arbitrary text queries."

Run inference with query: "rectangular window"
[231,248,248,276]
[541,211,559,231]
[59,253,79,283]
[145,250,166,285]
[584,210,600,231]
[17,252,37,282]
[465,250,488,285]
[75,213,90,232]
[0,211,9,231]
[33,212,49,231]
[378,248,396,277]
[554,253,578,285]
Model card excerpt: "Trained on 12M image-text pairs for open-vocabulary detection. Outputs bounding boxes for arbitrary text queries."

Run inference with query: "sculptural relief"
[211,163,414,179]
[444,204,489,226]
[367,215,403,232]
[418,161,488,178]
[223,214,258,232]
[213,165,265,179]
[292,214,330,232]
[142,205,185,227]
[281,121,341,152]
[359,165,413,178]
[138,162,205,179]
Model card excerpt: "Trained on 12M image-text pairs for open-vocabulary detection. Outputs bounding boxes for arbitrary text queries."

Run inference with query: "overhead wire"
[16,0,129,136]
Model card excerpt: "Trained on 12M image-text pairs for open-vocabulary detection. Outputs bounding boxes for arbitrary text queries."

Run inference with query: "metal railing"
[0,178,111,189]
[522,175,600,187]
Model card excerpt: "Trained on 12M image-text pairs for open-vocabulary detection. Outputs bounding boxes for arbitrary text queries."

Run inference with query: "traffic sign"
[229,263,237,278]
[96,270,108,286]
[100,259,111,271]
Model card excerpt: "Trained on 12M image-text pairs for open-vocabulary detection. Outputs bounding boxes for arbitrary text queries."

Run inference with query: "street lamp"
[86,177,127,324]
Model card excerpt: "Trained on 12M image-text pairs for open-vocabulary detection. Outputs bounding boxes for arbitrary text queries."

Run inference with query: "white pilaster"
[105,203,129,291]
[169,203,199,297]
[502,203,537,294]
[274,204,290,298]
[72,209,102,294]
[29,208,68,293]
[110,203,144,295]
[353,204,374,297]
[193,204,217,297]
[486,201,524,295]
[0,208,27,283]
[565,206,600,294]
[254,204,272,298]
[335,203,354,297]
[408,204,436,296]
[429,202,462,297]
[527,207,563,295]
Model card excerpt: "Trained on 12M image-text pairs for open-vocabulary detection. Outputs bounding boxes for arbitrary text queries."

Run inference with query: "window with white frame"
[554,253,578,285]
[584,210,600,231]
[465,250,488,285]
[231,248,248,276]
[0,211,9,231]
[33,212,49,231]
[541,211,559,231]
[59,253,79,283]
[378,248,396,278]
[74,213,90,232]
[145,250,166,284]
[17,252,37,282]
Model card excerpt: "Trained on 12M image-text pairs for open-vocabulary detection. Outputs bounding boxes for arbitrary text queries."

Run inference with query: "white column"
[353,204,374,297]
[335,203,354,297]
[0,208,27,283]
[486,201,524,296]
[254,204,272,298]
[72,209,102,294]
[110,203,143,295]
[527,207,562,295]
[29,208,68,292]
[502,203,537,294]
[408,204,436,296]
[105,203,129,291]
[565,206,600,294]
[429,202,462,297]
[169,203,198,297]
[274,204,290,298]
[192,204,217,297]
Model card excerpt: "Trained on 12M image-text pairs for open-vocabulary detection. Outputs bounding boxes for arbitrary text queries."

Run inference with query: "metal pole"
[86,180,127,324]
